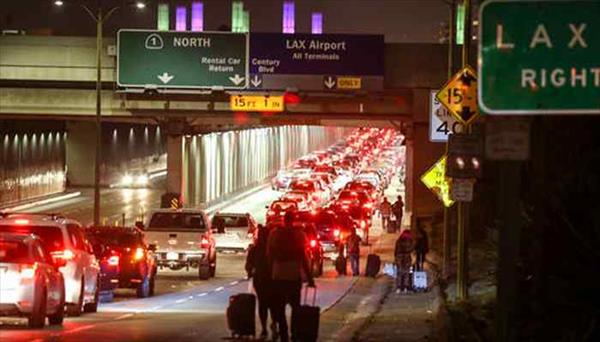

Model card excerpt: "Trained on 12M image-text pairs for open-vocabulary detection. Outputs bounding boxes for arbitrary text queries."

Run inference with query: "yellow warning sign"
[230,95,284,112]
[420,156,454,207]
[336,77,362,89]
[436,66,479,126]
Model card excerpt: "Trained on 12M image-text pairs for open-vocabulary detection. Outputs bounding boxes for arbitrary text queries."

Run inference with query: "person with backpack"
[414,225,429,271]
[346,228,362,276]
[379,197,393,231]
[267,212,315,342]
[245,224,276,339]
[394,229,414,294]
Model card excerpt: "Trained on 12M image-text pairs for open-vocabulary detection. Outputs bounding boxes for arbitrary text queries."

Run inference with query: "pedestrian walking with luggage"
[394,229,414,294]
[379,197,392,231]
[267,212,315,342]
[245,224,276,339]
[414,225,429,271]
[346,228,362,276]
[392,195,404,232]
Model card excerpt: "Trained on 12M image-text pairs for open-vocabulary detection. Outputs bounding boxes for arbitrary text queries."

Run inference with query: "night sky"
[0,0,452,43]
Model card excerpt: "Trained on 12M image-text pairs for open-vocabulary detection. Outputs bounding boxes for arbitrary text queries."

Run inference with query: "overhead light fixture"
[54,0,64,6]
[136,2,146,9]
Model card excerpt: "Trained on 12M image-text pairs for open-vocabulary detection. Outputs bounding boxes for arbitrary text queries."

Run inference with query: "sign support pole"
[456,0,471,301]
[442,0,457,280]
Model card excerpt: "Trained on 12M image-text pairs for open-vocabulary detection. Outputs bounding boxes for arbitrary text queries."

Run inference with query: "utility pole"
[456,0,471,301]
[93,7,103,227]
[442,0,457,280]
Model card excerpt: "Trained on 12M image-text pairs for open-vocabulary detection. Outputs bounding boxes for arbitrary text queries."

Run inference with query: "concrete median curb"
[0,191,82,212]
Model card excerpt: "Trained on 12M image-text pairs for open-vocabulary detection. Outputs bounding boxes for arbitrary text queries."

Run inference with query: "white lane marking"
[175,298,187,304]
[115,313,134,321]
[197,292,207,297]
[215,286,224,292]
[151,306,162,311]
[189,296,194,299]
[229,281,239,285]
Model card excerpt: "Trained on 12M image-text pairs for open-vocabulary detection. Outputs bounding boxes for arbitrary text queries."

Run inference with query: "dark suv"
[85,226,157,298]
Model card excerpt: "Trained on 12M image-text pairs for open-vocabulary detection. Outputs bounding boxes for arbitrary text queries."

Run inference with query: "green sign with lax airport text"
[479,0,600,114]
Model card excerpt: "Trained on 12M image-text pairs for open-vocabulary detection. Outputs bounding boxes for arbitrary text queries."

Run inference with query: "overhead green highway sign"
[479,0,600,114]
[117,30,248,89]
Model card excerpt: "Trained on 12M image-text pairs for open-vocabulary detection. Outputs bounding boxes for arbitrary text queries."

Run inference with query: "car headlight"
[136,174,149,186]
[121,174,133,186]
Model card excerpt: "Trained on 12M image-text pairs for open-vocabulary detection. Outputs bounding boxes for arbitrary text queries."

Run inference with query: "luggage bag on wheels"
[292,286,320,342]
[365,254,381,277]
[335,255,347,275]
[226,293,256,338]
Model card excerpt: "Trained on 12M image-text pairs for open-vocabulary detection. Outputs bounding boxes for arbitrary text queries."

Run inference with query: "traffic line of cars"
[266,128,404,276]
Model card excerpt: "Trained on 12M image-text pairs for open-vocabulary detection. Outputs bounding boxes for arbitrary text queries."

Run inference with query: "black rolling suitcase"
[335,255,347,275]
[365,254,381,277]
[292,286,320,342]
[226,293,256,338]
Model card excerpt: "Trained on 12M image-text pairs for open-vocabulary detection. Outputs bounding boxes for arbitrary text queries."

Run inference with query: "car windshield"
[148,213,207,231]
[87,231,140,247]
[213,215,248,228]
[0,240,30,263]
[0,225,64,252]
[315,213,337,226]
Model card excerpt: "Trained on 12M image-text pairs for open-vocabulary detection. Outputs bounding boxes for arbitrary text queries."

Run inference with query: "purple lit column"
[311,12,322,34]
[191,2,203,31]
[282,1,295,34]
[176,6,187,31]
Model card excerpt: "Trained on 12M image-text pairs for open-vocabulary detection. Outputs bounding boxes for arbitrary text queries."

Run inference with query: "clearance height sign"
[479,0,600,114]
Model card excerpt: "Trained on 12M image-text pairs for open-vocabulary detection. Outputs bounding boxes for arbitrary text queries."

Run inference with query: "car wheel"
[83,280,99,313]
[67,279,84,317]
[210,256,217,278]
[136,276,151,298]
[149,272,156,297]
[48,285,65,326]
[198,265,211,280]
[28,286,47,328]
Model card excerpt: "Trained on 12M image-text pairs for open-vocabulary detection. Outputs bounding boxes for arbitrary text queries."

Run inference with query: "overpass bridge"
[1,35,451,217]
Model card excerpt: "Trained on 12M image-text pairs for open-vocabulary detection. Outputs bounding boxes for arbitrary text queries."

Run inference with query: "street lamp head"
[54,0,64,6]
[136,2,146,9]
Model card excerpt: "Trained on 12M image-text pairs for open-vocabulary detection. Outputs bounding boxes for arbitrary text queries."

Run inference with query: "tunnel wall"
[0,121,66,206]
[182,126,348,208]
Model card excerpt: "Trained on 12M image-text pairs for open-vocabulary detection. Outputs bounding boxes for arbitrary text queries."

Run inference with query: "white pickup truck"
[144,209,217,280]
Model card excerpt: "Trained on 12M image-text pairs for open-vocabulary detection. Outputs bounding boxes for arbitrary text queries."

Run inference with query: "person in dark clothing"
[245,224,275,339]
[267,212,315,342]
[214,216,226,234]
[392,195,404,232]
[346,228,362,276]
[394,229,414,293]
[414,226,429,271]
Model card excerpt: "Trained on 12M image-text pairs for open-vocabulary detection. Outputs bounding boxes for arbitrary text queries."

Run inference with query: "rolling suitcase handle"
[303,285,317,306]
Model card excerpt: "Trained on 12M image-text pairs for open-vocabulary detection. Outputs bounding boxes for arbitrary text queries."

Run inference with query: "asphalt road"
[0,183,374,341]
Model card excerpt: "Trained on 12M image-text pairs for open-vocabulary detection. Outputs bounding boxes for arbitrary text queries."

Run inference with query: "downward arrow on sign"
[157,72,174,84]
[229,74,245,86]
[250,75,262,88]
[324,76,336,89]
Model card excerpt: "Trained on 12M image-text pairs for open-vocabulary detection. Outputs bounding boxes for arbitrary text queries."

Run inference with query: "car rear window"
[291,182,316,192]
[87,231,140,247]
[148,213,207,231]
[0,240,30,263]
[271,202,297,211]
[0,226,64,252]
[213,216,248,228]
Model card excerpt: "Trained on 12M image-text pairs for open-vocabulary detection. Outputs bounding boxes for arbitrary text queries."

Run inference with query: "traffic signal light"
[447,153,482,179]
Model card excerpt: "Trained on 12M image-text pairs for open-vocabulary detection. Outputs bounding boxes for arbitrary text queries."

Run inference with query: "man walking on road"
[392,195,404,232]
[346,228,362,276]
[267,212,315,342]
[394,229,414,294]
[414,225,429,271]
[379,197,392,231]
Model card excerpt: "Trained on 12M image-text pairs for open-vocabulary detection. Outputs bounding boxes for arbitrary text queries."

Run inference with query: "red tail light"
[363,203,373,209]
[51,249,74,261]
[333,229,341,240]
[133,247,145,261]
[360,221,367,229]
[310,239,317,248]
[107,255,120,266]
[267,210,276,216]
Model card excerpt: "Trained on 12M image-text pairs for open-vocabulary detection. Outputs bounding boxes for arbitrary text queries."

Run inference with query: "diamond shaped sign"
[420,156,455,208]
[436,66,479,126]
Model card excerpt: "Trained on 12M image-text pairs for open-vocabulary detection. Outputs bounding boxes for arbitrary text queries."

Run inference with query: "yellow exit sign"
[230,95,284,112]
[337,77,361,89]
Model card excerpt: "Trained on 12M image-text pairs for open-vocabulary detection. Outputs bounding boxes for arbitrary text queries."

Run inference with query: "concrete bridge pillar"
[65,121,97,187]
